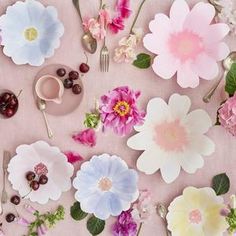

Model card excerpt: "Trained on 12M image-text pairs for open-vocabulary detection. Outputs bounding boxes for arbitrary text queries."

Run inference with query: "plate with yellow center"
[0,0,64,66]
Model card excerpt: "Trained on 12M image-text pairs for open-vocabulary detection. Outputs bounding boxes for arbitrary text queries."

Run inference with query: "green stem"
[130,0,147,34]
[137,222,143,236]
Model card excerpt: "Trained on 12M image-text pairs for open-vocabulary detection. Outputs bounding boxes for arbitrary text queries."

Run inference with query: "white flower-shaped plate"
[127,93,215,183]
[8,141,74,204]
[0,0,64,66]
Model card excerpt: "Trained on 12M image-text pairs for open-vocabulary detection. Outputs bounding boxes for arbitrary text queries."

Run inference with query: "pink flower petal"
[116,0,132,18]
[72,129,96,147]
[191,53,219,80]
[177,62,200,88]
[207,42,230,61]
[64,151,83,164]
[149,13,171,36]
[205,23,230,45]
[183,2,215,35]
[170,0,190,31]
[108,17,124,34]
[152,54,178,79]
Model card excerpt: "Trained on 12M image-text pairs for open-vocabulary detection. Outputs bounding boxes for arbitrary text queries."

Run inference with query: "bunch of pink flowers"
[83,0,132,40]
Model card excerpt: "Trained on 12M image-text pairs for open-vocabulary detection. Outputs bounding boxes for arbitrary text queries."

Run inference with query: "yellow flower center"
[98,177,112,191]
[113,101,130,117]
[189,209,202,224]
[24,27,38,41]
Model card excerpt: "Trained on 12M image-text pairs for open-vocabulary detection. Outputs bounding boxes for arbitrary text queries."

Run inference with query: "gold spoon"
[203,52,236,103]
[37,99,53,139]
[156,203,172,236]
[72,0,97,54]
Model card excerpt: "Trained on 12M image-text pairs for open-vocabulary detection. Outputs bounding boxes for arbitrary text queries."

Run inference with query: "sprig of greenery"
[28,206,65,236]
[226,208,236,234]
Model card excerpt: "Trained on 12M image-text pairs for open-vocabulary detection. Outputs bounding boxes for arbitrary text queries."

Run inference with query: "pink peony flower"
[143,0,230,88]
[112,210,137,236]
[100,86,145,136]
[132,189,153,222]
[108,17,125,34]
[218,94,236,136]
[72,129,96,147]
[63,151,83,164]
[116,0,132,19]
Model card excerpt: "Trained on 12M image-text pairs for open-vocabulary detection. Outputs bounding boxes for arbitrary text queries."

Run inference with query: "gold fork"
[100,37,109,72]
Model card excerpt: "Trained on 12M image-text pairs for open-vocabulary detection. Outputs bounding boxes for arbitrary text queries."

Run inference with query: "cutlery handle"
[42,111,53,139]
[1,170,8,204]
[72,0,83,23]
[203,70,227,103]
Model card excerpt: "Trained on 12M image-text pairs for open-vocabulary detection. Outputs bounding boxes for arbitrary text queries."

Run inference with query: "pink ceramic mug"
[35,75,64,104]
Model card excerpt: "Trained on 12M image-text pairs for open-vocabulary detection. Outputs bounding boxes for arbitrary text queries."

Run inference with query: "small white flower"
[0,0,64,66]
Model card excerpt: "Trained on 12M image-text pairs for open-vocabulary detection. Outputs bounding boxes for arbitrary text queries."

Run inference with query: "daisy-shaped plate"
[0,0,64,66]
[127,94,215,183]
[8,141,74,204]
[143,0,230,88]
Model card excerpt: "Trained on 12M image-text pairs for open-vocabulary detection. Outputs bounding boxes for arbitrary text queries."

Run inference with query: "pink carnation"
[116,0,132,19]
[72,129,96,147]
[218,94,236,136]
[100,86,145,136]
[108,17,125,34]
[64,151,83,164]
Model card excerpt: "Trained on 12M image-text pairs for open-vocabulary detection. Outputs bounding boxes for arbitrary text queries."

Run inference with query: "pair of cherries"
[5,195,21,223]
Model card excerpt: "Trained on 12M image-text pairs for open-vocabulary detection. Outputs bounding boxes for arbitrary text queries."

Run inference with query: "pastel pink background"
[0,0,235,235]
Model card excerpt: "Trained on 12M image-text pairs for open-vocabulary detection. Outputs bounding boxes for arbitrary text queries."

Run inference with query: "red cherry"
[1,93,11,102]
[26,171,36,181]
[4,108,15,118]
[79,63,90,73]
[30,181,40,191]
[39,175,48,185]
[69,71,79,80]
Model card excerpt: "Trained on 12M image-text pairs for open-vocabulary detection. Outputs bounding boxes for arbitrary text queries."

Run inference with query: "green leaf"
[87,215,105,235]
[133,53,151,69]
[225,63,236,96]
[70,202,88,221]
[212,173,230,195]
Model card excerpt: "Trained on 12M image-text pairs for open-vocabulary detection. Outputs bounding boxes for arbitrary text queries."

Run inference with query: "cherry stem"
[130,0,147,34]
[137,223,143,236]
[22,189,32,199]
[84,51,88,64]
[16,89,23,98]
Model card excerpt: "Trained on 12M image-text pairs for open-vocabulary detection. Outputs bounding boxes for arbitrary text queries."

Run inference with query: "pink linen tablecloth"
[0,0,235,235]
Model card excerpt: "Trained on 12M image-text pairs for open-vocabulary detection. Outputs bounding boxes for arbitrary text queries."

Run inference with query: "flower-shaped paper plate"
[8,141,74,204]
[127,93,215,183]
[166,187,228,236]
[73,154,139,220]
[143,0,230,88]
[0,0,64,66]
